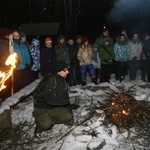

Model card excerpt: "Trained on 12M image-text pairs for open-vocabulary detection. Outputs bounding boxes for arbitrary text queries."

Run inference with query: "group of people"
[0,27,150,96]
[1,26,150,134]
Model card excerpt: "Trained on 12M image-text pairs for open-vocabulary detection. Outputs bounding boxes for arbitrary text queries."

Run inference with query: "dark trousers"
[140,60,147,81]
[33,107,73,130]
[13,69,32,92]
[115,61,128,81]
[69,65,76,86]
[128,60,140,79]
[100,64,111,83]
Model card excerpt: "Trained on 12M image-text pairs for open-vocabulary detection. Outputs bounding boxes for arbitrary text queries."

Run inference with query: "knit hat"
[82,37,89,44]
[54,61,68,73]
[76,35,83,40]
[45,37,52,43]
[20,32,27,38]
[0,27,10,40]
[93,44,98,48]
[102,28,109,33]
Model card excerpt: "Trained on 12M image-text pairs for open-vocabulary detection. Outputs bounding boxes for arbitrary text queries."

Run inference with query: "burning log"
[0,53,17,92]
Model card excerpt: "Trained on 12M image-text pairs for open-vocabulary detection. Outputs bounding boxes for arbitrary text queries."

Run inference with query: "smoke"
[107,0,150,35]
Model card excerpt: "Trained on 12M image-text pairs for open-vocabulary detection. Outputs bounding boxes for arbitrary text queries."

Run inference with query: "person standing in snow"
[77,37,97,85]
[140,33,150,82]
[55,34,70,66]
[67,37,78,86]
[114,34,130,82]
[143,34,150,82]
[99,38,114,83]
[95,27,114,52]
[33,61,73,134]
[40,37,57,76]
[128,32,142,81]
[92,44,101,84]
[20,31,30,48]
[29,38,40,81]
[12,29,31,91]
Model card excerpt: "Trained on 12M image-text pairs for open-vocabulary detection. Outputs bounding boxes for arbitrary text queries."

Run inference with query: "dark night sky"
[0,0,150,41]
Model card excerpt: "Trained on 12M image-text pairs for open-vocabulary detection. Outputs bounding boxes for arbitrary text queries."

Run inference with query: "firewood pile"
[97,87,150,145]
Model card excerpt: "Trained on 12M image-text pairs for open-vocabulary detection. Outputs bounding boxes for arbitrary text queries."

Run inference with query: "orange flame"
[0,53,17,91]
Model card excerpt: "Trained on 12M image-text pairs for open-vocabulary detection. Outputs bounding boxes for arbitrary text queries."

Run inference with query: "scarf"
[131,38,141,44]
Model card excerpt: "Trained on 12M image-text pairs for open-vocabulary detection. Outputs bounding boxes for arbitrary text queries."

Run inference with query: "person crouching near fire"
[77,37,97,85]
[33,61,73,134]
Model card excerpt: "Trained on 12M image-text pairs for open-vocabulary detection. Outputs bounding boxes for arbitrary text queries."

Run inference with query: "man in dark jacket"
[33,61,73,134]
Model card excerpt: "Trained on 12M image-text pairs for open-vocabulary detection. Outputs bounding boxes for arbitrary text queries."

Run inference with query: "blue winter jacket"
[114,43,130,62]
[13,40,31,70]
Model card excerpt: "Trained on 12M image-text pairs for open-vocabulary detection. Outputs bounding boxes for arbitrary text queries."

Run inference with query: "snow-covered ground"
[1,71,150,150]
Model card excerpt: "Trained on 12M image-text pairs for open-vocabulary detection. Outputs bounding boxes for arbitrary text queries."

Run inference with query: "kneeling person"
[33,61,73,134]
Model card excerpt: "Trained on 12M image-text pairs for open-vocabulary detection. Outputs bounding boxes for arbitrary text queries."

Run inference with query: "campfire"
[0,53,17,91]
[96,87,150,144]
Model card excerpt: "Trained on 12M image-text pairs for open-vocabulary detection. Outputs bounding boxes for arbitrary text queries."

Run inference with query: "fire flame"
[0,53,17,91]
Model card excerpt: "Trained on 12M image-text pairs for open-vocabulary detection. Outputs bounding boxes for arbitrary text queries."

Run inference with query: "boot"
[92,78,98,85]
[81,81,86,86]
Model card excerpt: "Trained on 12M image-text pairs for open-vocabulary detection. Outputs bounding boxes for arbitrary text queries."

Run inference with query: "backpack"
[33,73,56,101]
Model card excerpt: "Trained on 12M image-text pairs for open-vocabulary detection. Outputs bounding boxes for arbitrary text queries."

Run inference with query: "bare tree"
[63,0,81,36]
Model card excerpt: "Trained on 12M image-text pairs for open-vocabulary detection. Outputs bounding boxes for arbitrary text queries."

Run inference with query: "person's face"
[60,38,65,44]
[58,68,69,78]
[103,31,109,36]
[84,41,89,46]
[145,35,150,40]
[121,31,127,37]
[105,41,110,46]
[12,31,20,40]
[77,38,82,44]
[133,34,138,39]
[93,47,97,51]
[21,37,26,42]
[68,39,74,45]
[34,44,40,49]
[120,35,125,42]
[45,41,52,48]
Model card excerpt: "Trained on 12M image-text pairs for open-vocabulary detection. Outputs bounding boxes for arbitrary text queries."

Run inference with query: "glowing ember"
[122,110,127,115]
[112,102,115,105]
[0,53,17,91]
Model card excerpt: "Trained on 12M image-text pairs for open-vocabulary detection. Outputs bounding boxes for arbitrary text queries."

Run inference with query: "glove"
[132,56,137,61]
[105,59,111,64]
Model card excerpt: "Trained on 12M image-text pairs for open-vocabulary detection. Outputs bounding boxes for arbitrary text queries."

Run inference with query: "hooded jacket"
[13,39,31,70]
[55,35,70,65]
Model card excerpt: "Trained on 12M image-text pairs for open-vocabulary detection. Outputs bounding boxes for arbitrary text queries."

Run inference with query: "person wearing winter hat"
[99,37,114,83]
[92,44,101,84]
[40,37,56,76]
[0,27,10,72]
[29,38,41,81]
[75,35,83,48]
[33,61,73,134]
[0,27,12,99]
[77,37,97,85]
[94,27,114,66]
[20,31,29,48]
[55,34,70,66]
